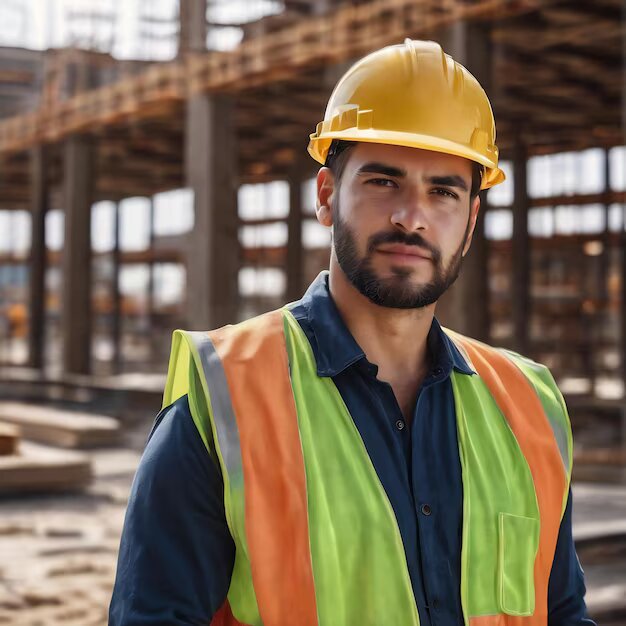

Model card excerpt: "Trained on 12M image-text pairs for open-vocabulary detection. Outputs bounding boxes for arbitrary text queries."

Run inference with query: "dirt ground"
[0,443,141,626]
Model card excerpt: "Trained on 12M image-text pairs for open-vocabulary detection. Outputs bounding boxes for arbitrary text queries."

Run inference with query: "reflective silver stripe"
[187,331,243,479]
[550,416,571,476]
[536,377,572,476]
[502,350,571,476]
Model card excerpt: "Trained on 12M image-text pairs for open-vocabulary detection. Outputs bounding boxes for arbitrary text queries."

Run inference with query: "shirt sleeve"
[547,488,596,626]
[109,394,235,625]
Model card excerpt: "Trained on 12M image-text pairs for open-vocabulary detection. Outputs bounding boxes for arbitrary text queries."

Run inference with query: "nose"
[390,191,428,233]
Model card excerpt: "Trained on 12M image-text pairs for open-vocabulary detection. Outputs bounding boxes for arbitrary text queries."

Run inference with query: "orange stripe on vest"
[211,311,319,626]
[453,336,566,626]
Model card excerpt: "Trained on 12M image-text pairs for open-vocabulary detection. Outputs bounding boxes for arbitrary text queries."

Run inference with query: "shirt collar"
[295,271,475,378]
[435,318,476,376]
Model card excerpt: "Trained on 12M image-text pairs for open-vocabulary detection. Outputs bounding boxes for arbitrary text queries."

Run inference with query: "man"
[110,40,595,625]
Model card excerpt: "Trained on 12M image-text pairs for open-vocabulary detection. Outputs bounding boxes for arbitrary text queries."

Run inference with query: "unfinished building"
[0,0,623,472]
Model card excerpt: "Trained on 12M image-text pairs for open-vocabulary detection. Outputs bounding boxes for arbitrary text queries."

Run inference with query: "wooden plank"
[0,403,120,449]
[0,70,35,84]
[574,448,626,467]
[493,17,625,51]
[485,190,626,211]
[0,423,19,456]
[0,441,91,494]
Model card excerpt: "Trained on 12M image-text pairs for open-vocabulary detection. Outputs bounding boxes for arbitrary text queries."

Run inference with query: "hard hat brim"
[308,130,505,190]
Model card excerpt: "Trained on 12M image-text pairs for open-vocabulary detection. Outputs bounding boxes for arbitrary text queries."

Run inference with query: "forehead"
[345,142,473,178]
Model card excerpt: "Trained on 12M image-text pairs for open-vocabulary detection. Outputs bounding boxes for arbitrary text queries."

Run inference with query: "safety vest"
[163,308,572,626]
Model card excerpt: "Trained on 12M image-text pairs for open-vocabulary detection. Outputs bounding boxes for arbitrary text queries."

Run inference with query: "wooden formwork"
[0,0,582,156]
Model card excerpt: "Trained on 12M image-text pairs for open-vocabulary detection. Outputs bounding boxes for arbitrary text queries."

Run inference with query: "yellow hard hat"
[308,39,505,190]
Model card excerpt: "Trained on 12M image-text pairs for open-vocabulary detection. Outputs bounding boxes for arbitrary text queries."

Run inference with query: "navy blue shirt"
[110,272,595,625]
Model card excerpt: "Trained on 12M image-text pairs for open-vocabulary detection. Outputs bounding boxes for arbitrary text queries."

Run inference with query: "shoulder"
[144,395,214,473]
[444,329,566,402]
[196,308,289,366]
[443,328,553,377]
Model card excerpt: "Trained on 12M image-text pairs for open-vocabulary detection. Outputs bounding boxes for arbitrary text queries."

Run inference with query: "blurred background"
[0,0,623,624]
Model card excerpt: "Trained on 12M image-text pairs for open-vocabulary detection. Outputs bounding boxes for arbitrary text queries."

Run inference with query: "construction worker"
[109,40,595,626]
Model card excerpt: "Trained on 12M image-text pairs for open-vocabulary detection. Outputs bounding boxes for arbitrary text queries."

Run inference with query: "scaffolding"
[0,0,622,404]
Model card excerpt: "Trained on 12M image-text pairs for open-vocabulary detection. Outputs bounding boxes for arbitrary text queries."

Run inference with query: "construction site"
[0,0,624,624]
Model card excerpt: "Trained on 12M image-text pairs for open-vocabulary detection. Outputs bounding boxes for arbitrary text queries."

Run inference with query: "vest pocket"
[497,512,540,616]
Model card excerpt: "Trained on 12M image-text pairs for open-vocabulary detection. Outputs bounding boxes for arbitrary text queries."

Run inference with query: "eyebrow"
[356,162,407,178]
[426,175,469,192]
[356,163,470,192]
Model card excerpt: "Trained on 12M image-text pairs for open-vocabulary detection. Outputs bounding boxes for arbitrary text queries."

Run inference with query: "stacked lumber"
[0,402,123,494]
[0,441,91,495]
[0,402,120,449]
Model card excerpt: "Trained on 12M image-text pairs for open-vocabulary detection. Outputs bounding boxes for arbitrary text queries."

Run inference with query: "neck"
[327,256,434,384]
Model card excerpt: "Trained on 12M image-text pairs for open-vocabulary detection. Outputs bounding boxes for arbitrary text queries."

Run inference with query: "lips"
[377,245,431,260]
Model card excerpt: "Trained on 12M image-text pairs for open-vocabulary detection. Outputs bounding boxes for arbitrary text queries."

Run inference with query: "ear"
[316,167,336,228]
[462,195,481,257]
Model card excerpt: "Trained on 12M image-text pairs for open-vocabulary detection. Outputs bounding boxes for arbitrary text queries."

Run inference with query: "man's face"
[317,143,480,309]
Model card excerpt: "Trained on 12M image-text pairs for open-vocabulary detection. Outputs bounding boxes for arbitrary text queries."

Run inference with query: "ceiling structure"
[0,0,622,207]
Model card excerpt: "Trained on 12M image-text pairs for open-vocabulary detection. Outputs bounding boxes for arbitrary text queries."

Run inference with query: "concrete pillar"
[147,196,158,361]
[593,149,612,395]
[511,140,530,355]
[148,196,155,320]
[600,149,612,306]
[287,168,305,302]
[311,0,332,14]
[185,94,239,329]
[61,135,95,375]
[434,22,491,340]
[28,146,48,370]
[178,0,207,55]
[111,201,121,374]
[622,17,626,404]
[621,200,626,401]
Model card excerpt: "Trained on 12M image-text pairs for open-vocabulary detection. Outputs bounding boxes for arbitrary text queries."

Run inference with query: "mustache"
[366,230,441,263]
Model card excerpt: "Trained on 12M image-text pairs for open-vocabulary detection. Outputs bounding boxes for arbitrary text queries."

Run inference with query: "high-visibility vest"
[163,308,572,626]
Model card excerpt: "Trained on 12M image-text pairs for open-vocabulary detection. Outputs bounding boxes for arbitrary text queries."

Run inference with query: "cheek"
[432,213,471,260]
[338,191,388,237]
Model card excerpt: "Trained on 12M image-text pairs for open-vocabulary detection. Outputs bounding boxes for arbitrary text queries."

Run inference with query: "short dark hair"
[324,139,484,199]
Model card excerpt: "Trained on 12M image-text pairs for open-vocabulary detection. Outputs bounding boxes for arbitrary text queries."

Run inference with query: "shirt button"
[433,366,444,376]
[395,419,405,431]
[421,503,432,516]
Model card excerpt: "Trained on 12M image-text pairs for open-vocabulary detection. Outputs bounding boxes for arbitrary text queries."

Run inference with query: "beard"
[333,210,470,310]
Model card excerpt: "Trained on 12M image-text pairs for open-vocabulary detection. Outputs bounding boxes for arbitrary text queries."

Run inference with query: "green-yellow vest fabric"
[163,308,572,626]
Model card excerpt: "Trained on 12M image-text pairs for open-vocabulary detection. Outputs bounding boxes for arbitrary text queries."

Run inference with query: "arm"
[547,488,596,626]
[109,395,235,625]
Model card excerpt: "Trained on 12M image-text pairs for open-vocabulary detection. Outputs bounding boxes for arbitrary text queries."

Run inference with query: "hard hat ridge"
[308,39,505,189]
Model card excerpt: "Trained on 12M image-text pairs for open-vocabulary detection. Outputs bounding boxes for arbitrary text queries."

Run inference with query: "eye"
[366,178,398,188]
[431,187,458,199]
